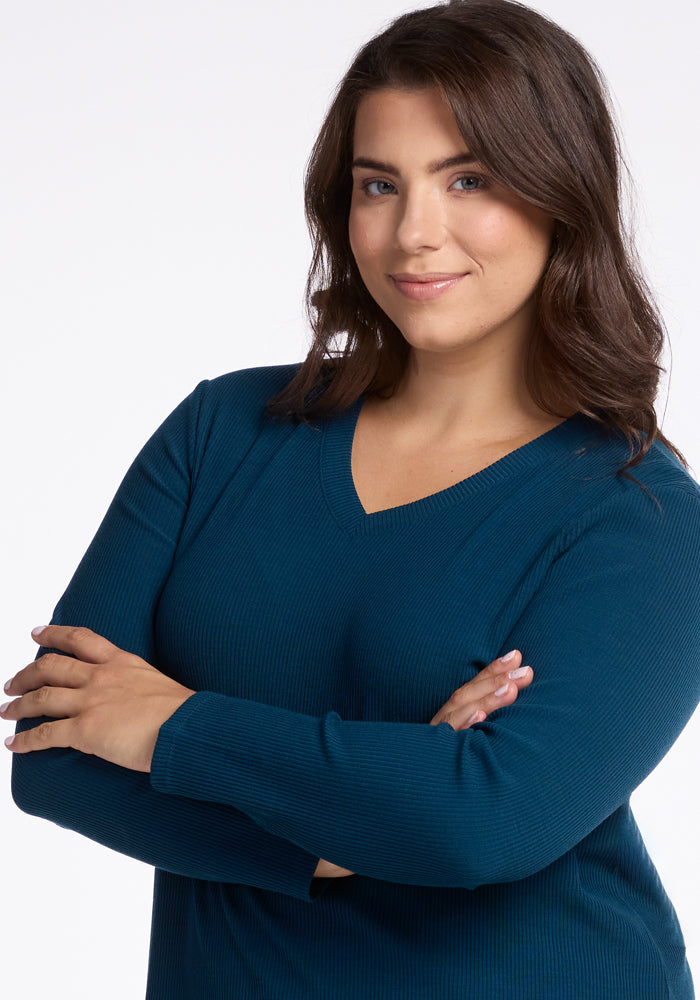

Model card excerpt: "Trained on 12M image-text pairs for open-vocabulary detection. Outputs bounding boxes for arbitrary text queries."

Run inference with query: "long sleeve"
[151,483,700,888]
[13,371,697,998]
[11,376,321,899]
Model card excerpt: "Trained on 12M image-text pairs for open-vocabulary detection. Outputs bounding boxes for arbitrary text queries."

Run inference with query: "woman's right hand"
[430,649,532,730]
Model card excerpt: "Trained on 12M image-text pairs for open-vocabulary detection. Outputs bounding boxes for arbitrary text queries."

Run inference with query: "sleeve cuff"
[151,692,325,901]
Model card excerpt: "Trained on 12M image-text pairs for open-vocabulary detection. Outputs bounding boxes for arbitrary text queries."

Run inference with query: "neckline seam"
[320,406,588,535]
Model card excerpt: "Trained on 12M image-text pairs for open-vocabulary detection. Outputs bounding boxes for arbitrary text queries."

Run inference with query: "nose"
[393,190,444,254]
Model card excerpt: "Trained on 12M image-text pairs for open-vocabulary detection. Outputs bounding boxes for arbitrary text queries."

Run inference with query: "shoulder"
[144,365,301,483]
[623,442,700,562]
[595,426,699,519]
[634,437,700,503]
[526,416,700,566]
[552,414,698,503]
[180,363,301,438]
[562,421,700,568]
[196,363,301,415]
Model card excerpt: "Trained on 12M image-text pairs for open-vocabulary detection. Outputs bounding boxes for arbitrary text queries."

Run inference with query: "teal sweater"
[12,366,700,999]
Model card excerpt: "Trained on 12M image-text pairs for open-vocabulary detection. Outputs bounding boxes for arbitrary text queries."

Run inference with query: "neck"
[386,342,555,444]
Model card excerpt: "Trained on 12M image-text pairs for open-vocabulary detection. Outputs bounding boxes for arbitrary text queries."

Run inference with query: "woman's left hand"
[1,626,195,772]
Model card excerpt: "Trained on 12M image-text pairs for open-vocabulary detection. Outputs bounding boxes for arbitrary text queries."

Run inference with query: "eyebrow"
[350,153,481,175]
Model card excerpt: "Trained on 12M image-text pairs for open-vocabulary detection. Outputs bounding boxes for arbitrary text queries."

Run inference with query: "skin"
[2,88,548,878]
[1,627,531,767]
[348,88,563,514]
[349,88,555,366]
[1,627,532,878]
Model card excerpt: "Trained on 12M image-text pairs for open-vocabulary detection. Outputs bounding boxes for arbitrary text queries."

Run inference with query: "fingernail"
[4,678,13,694]
[31,626,48,638]
[465,711,480,726]
[0,701,10,715]
[494,683,510,697]
[4,734,15,748]
[499,650,517,663]
[508,666,530,680]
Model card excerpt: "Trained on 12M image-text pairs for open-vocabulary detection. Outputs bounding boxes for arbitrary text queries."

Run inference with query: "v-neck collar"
[320,399,591,537]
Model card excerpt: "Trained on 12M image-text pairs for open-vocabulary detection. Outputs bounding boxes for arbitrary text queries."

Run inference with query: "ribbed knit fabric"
[12,365,700,999]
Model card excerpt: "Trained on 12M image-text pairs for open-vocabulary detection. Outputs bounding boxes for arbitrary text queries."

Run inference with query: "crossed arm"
[6,382,697,891]
[3,384,540,892]
[2,624,533,879]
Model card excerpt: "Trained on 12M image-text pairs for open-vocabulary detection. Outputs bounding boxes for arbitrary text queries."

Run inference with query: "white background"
[1,1,698,995]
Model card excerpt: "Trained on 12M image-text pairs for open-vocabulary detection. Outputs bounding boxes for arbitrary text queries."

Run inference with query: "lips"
[390,272,467,301]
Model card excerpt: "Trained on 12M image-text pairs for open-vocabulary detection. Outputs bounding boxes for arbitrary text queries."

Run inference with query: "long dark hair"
[268,0,684,470]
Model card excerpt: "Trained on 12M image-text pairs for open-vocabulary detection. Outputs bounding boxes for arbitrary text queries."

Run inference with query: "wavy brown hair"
[268,0,684,470]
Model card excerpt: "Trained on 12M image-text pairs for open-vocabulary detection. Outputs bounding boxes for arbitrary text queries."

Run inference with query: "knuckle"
[35,722,53,744]
[442,710,458,730]
[68,626,92,644]
[39,652,62,673]
[34,685,51,706]
[452,685,472,706]
[91,665,116,694]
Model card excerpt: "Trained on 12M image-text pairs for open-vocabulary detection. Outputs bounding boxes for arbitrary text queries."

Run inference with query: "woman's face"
[348,88,554,364]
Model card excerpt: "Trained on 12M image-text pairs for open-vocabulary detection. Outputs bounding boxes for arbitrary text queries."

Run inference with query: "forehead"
[353,87,468,157]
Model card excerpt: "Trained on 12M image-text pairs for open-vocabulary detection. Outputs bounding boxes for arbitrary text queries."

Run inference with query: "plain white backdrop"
[1,1,698,995]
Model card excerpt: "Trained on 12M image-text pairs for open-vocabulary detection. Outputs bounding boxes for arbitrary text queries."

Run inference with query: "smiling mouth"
[390,272,468,301]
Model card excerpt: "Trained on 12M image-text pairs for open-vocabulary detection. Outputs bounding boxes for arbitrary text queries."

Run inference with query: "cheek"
[512,207,555,267]
[349,233,387,295]
[349,197,393,271]
[467,207,522,252]
[347,214,362,263]
[471,208,553,275]
[348,212,375,266]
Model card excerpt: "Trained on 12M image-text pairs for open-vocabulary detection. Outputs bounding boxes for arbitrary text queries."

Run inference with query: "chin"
[395,322,486,355]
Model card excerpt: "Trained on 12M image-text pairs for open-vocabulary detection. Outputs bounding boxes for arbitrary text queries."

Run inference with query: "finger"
[430,661,533,727]
[487,648,523,675]
[314,859,355,878]
[441,650,526,711]
[430,651,527,724]
[447,672,532,731]
[5,652,92,697]
[4,718,77,754]
[0,685,82,722]
[30,624,118,663]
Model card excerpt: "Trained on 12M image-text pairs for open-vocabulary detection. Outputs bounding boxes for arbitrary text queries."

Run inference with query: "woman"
[4,1,699,997]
